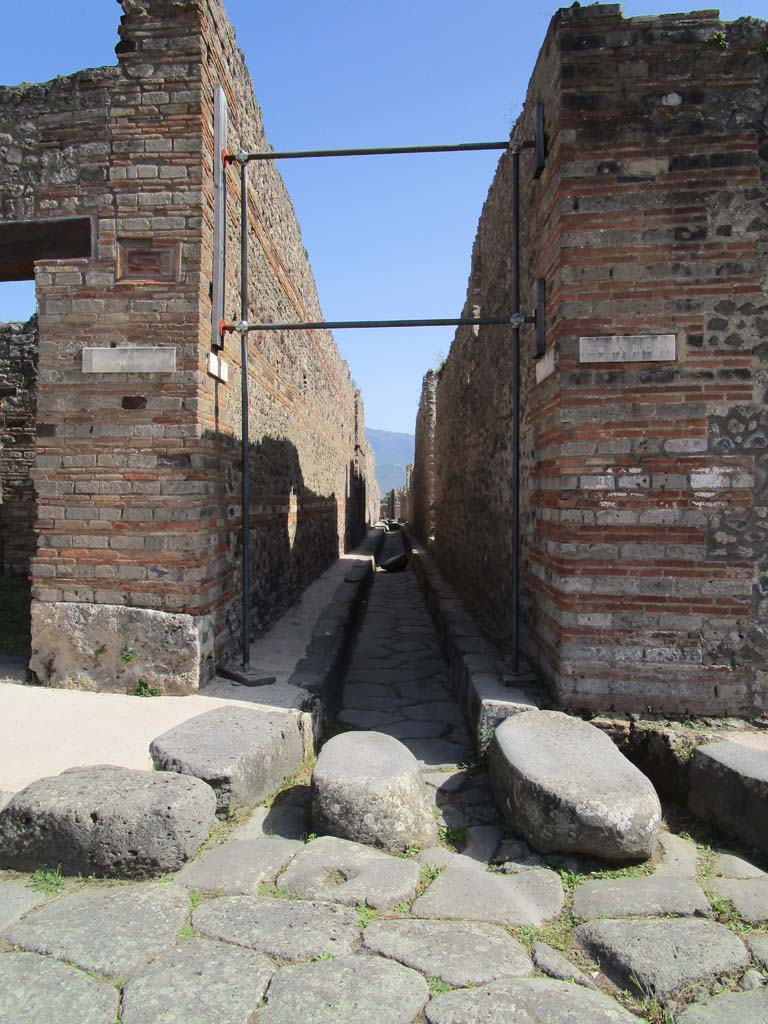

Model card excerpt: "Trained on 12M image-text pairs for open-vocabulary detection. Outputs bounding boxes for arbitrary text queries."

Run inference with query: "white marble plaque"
[535,348,556,384]
[82,347,176,373]
[579,334,676,364]
[207,352,229,383]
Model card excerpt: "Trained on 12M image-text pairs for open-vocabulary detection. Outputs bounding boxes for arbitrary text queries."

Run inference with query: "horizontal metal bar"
[236,316,534,332]
[226,140,534,163]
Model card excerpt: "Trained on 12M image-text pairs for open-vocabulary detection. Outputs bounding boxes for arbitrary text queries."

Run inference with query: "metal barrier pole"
[240,159,251,672]
[510,145,521,675]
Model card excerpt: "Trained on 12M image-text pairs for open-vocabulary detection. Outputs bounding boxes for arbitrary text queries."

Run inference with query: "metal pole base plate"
[218,666,277,687]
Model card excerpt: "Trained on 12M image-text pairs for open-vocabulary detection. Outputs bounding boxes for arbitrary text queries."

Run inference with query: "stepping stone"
[573,876,710,920]
[424,977,637,1023]
[0,878,49,930]
[689,740,768,856]
[654,833,699,877]
[0,952,119,1024]
[364,918,532,986]
[277,835,420,909]
[175,837,302,894]
[709,877,768,921]
[150,707,304,817]
[411,860,564,926]
[0,765,216,878]
[3,883,189,978]
[490,711,661,862]
[677,988,768,1022]
[312,732,437,853]
[574,918,749,1001]
[193,895,360,960]
[259,954,428,1024]
[533,942,598,990]
[121,938,274,1024]
[716,851,766,878]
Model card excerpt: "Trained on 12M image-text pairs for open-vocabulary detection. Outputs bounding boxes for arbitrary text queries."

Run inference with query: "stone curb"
[402,530,545,754]
[287,527,385,717]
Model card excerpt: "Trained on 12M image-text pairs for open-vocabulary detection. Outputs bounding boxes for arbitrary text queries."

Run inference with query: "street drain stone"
[0,952,119,1024]
[2,883,189,978]
[193,895,360,961]
[259,955,429,1024]
[312,731,437,853]
[277,835,419,909]
[150,707,305,817]
[364,918,533,986]
[121,938,275,1024]
[0,765,216,878]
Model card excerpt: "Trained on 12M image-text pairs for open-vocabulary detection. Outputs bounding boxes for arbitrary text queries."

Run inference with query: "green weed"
[30,865,64,896]
[128,677,160,697]
[428,977,451,995]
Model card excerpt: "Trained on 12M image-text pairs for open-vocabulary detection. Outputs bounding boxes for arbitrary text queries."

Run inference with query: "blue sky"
[0,0,759,432]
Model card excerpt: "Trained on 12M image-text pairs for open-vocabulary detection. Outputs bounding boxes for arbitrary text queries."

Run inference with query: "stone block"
[150,707,305,816]
[689,740,768,855]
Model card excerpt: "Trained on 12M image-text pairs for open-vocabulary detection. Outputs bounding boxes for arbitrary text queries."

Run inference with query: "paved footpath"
[2,537,768,1022]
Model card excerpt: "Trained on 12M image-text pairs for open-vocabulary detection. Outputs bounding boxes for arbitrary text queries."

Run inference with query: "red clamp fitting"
[219,318,235,337]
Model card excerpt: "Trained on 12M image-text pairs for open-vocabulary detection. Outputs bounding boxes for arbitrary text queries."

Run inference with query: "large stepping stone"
[489,711,661,862]
[312,732,437,853]
[573,876,710,920]
[193,895,360,961]
[709,877,768,922]
[677,988,768,1023]
[0,952,119,1024]
[259,954,428,1024]
[121,938,275,1024]
[411,860,564,927]
[575,918,749,1001]
[175,836,302,894]
[0,879,49,930]
[3,883,188,978]
[424,977,637,1023]
[0,765,215,878]
[276,835,419,909]
[689,740,768,856]
[150,707,305,817]
[363,918,532,986]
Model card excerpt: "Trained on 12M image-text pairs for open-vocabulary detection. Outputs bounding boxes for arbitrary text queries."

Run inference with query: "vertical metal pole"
[510,146,521,674]
[240,160,251,671]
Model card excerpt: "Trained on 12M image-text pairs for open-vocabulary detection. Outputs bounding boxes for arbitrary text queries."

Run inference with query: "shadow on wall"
[204,430,342,658]
[345,458,369,552]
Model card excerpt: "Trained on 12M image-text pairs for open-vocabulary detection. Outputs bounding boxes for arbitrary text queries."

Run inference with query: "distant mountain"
[366,428,415,495]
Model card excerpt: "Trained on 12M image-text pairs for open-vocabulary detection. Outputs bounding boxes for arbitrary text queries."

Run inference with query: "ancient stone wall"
[0,0,374,691]
[0,318,38,574]
[422,5,768,716]
[410,370,437,545]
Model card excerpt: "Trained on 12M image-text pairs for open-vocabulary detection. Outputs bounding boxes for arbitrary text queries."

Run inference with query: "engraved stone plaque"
[579,334,676,364]
[207,352,229,383]
[82,347,176,373]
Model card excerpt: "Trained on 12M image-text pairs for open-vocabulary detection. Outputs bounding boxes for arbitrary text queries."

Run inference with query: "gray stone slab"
[689,740,768,856]
[402,701,465,725]
[397,683,453,702]
[0,951,119,1024]
[417,846,456,870]
[425,977,638,1023]
[259,954,429,1024]
[716,851,766,878]
[533,942,598,990]
[237,802,308,841]
[277,835,420,910]
[677,988,768,1023]
[400,738,469,769]
[462,825,503,864]
[411,860,564,926]
[575,918,749,1001]
[336,708,403,729]
[0,766,216,878]
[377,720,448,739]
[742,968,766,990]
[175,837,302,894]
[495,838,547,872]
[422,770,467,793]
[312,732,437,853]
[150,707,304,817]
[573,876,710,920]
[193,895,360,961]
[747,933,768,965]
[710,878,768,921]
[490,711,661,862]
[654,833,699,877]
[121,938,274,1024]
[3,882,188,978]
[364,918,532,986]
[0,879,49,930]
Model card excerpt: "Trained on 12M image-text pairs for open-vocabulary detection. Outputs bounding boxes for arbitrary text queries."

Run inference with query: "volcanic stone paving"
[3,559,768,1021]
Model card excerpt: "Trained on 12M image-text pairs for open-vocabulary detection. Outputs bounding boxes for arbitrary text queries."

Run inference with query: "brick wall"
[0,318,38,574]
[410,370,437,545]
[0,0,374,691]
[417,5,768,716]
